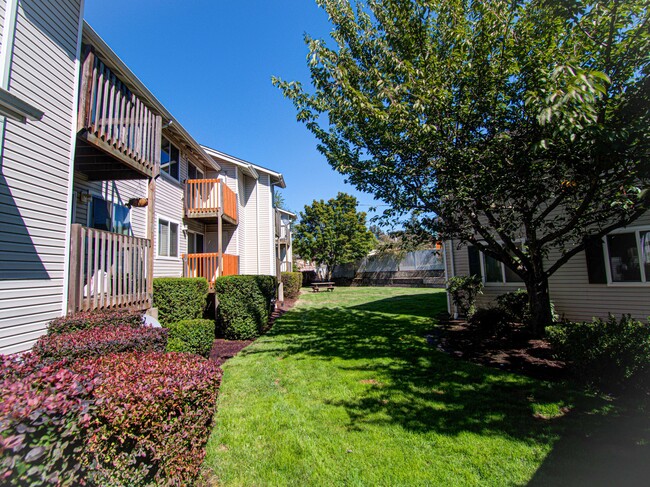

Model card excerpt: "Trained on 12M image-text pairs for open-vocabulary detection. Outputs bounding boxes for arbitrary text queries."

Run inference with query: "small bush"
[215,275,276,340]
[547,315,650,390]
[281,272,303,299]
[153,277,209,325]
[33,325,167,362]
[166,319,215,357]
[468,307,512,336]
[47,309,144,335]
[74,352,221,486]
[0,354,98,486]
[446,275,483,317]
[496,289,530,323]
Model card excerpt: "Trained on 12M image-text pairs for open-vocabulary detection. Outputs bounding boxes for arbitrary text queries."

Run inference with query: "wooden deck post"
[218,182,223,276]
[67,224,82,314]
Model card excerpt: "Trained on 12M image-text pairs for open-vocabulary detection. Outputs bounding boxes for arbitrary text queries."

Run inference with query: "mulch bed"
[430,320,567,381]
[209,297,298,366]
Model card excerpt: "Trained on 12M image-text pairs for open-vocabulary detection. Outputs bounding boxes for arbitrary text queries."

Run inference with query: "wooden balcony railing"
[183,253,239,287]
[67,224,151,313]
[185,179,238,223]
[77,49,161,178]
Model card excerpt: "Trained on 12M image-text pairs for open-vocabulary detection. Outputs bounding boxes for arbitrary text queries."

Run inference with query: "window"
[605,228,650,283]
[89,196,131,235]
[187,232,204,254]
[187,162,204,180]
[158,218,179,258]
[482,253,524,283]
[160,137,180,181]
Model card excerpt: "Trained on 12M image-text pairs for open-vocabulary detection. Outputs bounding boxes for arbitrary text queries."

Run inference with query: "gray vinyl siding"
[241,174,258,274]
[0,1,6,50]
[153,150,187,278]
[446,211,650,322]
[257,173,274,276]
[0,0,83,354]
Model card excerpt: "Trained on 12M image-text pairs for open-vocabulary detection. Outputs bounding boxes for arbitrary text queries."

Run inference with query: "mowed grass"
[202,287,645,486]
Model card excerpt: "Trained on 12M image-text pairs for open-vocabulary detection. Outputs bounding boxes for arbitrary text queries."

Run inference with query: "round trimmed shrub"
[281,272,303,299]
[153,277,209,325]
[165,319,215,357]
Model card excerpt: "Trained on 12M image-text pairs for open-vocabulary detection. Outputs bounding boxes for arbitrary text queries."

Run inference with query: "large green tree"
[274,0,650,333]
[294,192,376,279]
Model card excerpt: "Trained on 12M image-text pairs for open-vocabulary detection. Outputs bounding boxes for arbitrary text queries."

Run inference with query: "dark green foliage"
[446,276,483,317]
[497,290,530,324]
[0,354,97,486]
[47,309,144,335]
[468,307,512,336]
[275,0,650,332]
[293,193,376,279]
[166,319,215,358]
[153,277,209,325]
[281,272,303,299]
[215,275,277,340]
[33,325,167,362]
[547,315,650,390]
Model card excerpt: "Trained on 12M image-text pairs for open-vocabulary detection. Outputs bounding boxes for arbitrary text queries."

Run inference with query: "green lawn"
[203,287,649,486]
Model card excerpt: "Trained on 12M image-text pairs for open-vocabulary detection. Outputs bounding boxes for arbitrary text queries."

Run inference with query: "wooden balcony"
[67,224,151,313]
[183,253,239,288]
[75,48,161,180]
[185,179,238,224]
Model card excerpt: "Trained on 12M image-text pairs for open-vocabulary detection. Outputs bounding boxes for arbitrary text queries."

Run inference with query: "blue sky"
[84,0,383,220]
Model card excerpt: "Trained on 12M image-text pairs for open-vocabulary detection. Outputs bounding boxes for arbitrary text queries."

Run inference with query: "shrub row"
[47,309,144,335]
[0,353,98,486]
[215,275,276,340]
[547,315,650,390]
[33,325,167,363]
[281,272,302,299]
[166,319,215,358]
[153,277,209,325]
[74,352,221,486]
[1,352,221,486]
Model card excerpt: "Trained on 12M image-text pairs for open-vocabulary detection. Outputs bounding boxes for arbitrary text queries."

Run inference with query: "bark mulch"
[430,320,567,381]
[209,297,298,366]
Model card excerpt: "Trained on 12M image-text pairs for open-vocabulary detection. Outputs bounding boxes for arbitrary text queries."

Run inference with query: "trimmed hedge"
[0,354,97,486]
[547,315,650,390]
[281,272,303,299]
[47,309,144,335]
[166,319,215,358]
[75,352,221,486]
[215,275,277,340]
[153,277,209,325]
[33,325,167,362]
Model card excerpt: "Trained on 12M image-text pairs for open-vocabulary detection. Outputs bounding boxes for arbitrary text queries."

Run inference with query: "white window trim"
[602,225,650,287]
[160,137,182,183]
[156,215,182,261]
[475,240,525,287]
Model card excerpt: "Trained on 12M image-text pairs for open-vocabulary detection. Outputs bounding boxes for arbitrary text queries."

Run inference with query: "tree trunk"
[525,276,553,336]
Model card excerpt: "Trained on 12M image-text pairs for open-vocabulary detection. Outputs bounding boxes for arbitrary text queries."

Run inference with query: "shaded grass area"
[203,287,649,486]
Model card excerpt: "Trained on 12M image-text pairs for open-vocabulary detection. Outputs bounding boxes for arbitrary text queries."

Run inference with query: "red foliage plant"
[47,309,144,335]
[33,325,167,362]
[74,352,222,486]
[0,353,98,486]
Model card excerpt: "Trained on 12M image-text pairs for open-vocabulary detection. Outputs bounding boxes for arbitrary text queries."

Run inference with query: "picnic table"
[311,281,335,292]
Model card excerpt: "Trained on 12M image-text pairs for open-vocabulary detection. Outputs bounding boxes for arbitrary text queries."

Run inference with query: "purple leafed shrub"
[47,309,144,335]
[33,325,167,362]
[74,352,222,486]
[0,353,98,486]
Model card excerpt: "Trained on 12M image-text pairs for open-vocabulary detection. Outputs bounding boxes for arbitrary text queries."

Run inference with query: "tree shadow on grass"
[241,291,650,482]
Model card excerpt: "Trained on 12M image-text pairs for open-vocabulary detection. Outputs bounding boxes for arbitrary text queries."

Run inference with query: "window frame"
[477,241,525,287]
[87,195,132,236]
[156,215,181,260]
[187,230,205,255]
[602,225,650,287]
[160,136,181,182]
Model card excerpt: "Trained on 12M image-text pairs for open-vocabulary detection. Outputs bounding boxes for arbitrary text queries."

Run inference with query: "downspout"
[255,178,260,275]
[0,0,19,152]
[448,239,458,319]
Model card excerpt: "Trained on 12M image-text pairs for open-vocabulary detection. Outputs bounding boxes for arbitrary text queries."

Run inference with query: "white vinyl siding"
[0,0,83,354]
[446,211,650,322]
